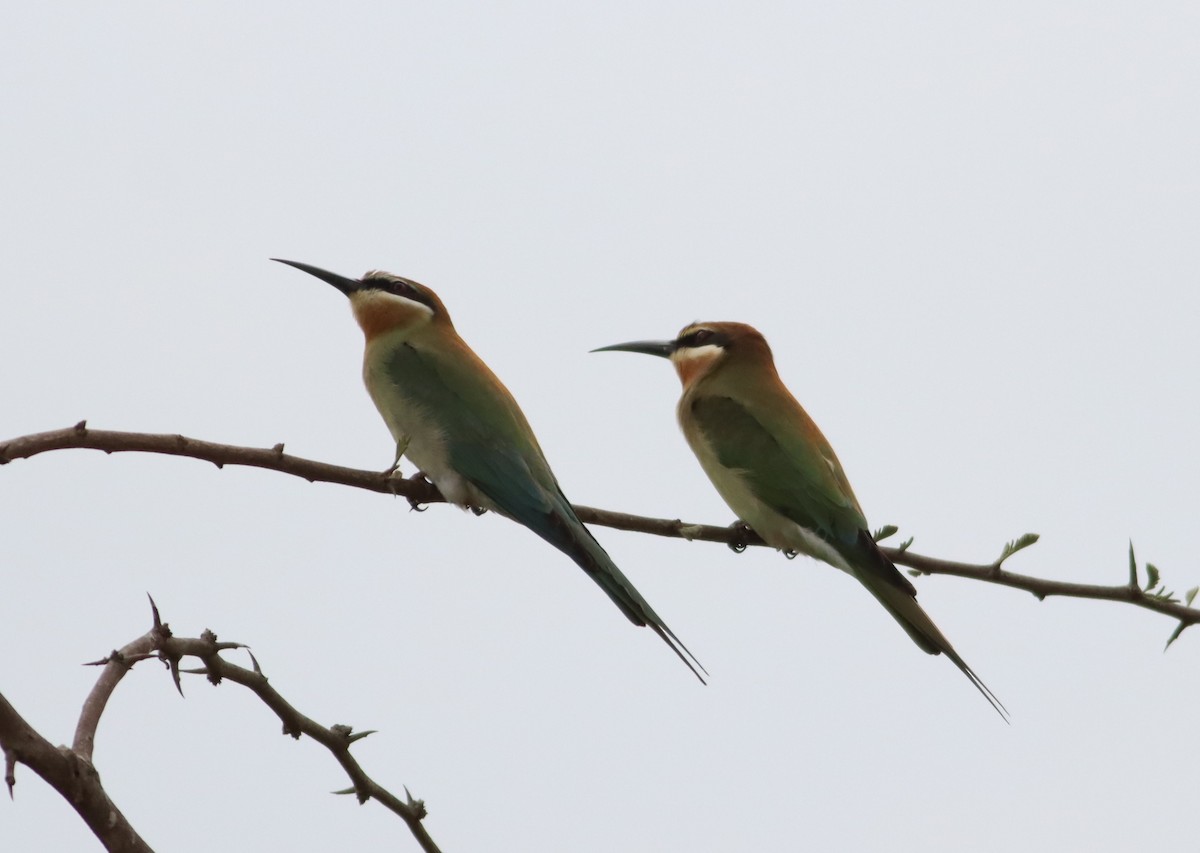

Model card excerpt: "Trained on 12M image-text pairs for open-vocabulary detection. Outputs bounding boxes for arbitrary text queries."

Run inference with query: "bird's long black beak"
[271,258,361,296]
[590,340,676,358]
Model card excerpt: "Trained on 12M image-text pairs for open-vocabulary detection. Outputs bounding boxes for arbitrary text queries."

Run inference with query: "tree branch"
[3,423,1197,644]
[1,690,153,852]
[0,596,442,853]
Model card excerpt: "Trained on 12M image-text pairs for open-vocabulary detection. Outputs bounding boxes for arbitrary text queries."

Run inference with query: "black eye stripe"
[363,275,437,311]
[677,329,718,348]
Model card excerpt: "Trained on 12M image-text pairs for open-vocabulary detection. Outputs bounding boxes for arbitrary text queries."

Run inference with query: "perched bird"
[594,322,1004,717]
[273,259,704,682]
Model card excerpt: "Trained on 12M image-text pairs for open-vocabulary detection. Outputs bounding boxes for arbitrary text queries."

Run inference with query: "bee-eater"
[594,322,1004,716]
[273,259,704,682]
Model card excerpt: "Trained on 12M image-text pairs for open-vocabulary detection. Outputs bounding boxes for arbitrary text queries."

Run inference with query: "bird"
[272,259,705,682]
[593,322,1005,717]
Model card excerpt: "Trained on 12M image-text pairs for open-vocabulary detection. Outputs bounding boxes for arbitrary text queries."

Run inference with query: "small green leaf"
[907,569,921,578]
[898,536,914,553]
[1185,587,1198,607]
[998,533,1040,565]
[1155,588,1179,604]
[1144,563,1160,591]
[872,524,899,543]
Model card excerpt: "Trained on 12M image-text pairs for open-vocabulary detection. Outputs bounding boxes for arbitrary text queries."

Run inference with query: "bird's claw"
[403,470,434,512]
[468,505,487,517]
[727,520,753,554]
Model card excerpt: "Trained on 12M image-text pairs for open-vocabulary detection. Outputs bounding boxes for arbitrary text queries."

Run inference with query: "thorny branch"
[0,597,441,853]
[2,423,1197,644]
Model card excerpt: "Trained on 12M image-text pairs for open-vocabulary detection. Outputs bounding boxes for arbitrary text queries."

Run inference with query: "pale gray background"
[3,3,1198,851]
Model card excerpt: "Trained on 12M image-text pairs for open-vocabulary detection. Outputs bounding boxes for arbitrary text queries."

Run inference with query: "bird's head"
[593,321,772,388]
[272,259,452,341]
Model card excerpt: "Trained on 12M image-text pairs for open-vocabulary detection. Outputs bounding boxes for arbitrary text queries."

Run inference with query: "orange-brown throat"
[349,290,435,342]
[670,345,723,388]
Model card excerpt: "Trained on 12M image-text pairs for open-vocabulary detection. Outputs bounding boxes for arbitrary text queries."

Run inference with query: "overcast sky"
[3,3,1199,851]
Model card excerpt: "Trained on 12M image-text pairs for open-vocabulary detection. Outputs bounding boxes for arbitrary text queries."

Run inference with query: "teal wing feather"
[382,344,706,679]
[382,343,584,542]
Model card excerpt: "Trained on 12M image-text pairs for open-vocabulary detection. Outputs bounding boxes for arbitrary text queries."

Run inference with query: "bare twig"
[3,423,1197,640]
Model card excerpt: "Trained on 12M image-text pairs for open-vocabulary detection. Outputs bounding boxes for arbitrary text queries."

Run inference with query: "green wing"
[381,343,661,625]
[375,341,707,680]
[691,395,866,545]
[691,394,918,598]
[382,343,565,526]
[694,396,1005,713]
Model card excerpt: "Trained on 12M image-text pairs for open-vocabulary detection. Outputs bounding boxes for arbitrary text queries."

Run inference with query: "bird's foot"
[727,520,754,554]
[467,505,488,517]
[391,469,436,512]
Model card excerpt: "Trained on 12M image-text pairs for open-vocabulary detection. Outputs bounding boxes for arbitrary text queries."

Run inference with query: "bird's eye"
[679,329,713,347]
[388,280,412,297]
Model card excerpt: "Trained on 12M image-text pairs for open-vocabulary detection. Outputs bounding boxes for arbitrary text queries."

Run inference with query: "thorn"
[83,650,119,667]
[4,748,16,799]
[248,650,263,675]
[168,657,184,697]
[272,442,285,457]
[347,729,377,744]
[1128,540,1138,589]
[332,786,356,796]
[148,593,162,630]
[404,786,428,818]
[73,420,88,433]
[1164,620,1192,651]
